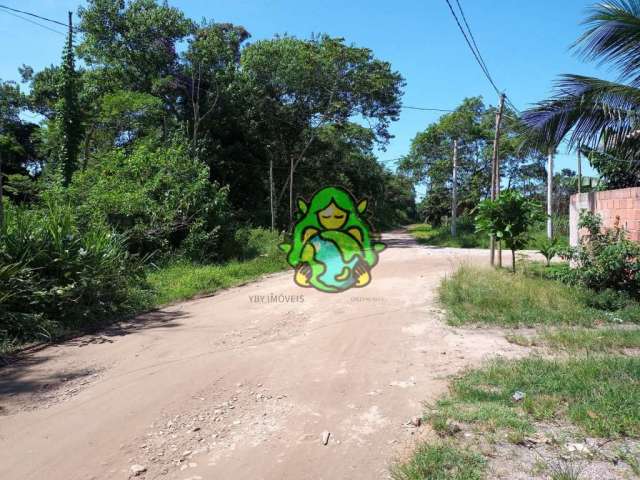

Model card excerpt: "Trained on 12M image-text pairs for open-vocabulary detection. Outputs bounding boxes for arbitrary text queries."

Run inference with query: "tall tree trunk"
[289,155,294,228]
[269,159,275,231]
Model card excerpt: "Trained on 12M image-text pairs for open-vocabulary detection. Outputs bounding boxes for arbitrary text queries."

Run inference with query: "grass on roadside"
[427,356,640,440]
[147,254,289,306]
[391,441,486,480]
[439,265,640,327]
[408,221,566,250]
[540,328,640,352]
[408,223,488,248]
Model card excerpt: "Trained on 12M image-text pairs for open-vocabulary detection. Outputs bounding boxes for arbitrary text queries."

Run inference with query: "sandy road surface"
[0,232,528,480]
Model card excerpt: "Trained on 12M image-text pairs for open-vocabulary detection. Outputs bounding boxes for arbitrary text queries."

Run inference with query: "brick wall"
[569,187,640,245]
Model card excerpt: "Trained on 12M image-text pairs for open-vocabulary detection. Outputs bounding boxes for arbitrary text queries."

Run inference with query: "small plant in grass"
[547,460,584,480]
[538,237,559,267]
[391,441,486,480]
[617,447,640,476]
[475,190,543,272]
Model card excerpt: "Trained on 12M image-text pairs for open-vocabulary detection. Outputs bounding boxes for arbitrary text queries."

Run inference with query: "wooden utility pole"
[489,93,505,266]
[547,148,554,239]
[451,139,458,237]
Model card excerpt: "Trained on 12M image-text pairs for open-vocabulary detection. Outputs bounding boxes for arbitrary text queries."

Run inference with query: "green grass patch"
[408,223,488,248]
[429,356,640,439]
[391,441,486,480]
[439,265,602,327]
[147,255,289,306]
[540,328,640,352]
[429,398,534,437]
[408,221,567,250]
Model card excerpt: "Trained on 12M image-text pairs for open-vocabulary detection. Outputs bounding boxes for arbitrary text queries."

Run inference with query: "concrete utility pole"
[490,93,505,266]
[547,148,554,239]
[577,147,582,195]
[451,139,458,237]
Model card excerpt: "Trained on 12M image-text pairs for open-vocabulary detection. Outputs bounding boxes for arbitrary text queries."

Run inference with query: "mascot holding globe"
[279,186,385,293]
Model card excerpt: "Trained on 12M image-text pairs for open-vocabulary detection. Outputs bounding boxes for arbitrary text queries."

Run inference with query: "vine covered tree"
[57,13,82,186]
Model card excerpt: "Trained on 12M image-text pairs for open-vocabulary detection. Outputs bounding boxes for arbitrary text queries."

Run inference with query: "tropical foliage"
[0,0,415,350]
[475,190,543,272]
[523,0,640,187]
[564,211,640,296]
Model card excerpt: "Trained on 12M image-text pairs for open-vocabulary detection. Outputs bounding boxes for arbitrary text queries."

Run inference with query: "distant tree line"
[399,97,577,227]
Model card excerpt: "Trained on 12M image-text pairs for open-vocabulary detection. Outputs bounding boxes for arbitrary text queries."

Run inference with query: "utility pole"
[547,148,554,239]
[451,139,458,237]
[577,147,582,195]
[489,93,505,266]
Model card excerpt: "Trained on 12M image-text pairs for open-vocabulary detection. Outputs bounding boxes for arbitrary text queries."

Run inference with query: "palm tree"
[522,1,640,162]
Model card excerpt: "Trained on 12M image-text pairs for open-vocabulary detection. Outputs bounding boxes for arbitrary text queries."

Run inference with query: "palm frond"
[575,0,640,86]
[522,74,640,154]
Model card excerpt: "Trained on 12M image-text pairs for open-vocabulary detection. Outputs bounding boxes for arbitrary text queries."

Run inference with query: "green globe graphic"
[279,186,385,293]
[303,231,362,292]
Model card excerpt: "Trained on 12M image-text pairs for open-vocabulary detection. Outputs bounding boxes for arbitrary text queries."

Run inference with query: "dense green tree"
[0,80,41,210]
[241,35,405,226]
[78,0,194,93]
[581,147,640,189]
[68,137,229,260]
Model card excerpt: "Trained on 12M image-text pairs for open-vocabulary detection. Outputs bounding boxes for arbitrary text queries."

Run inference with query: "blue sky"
[1,0,613,179]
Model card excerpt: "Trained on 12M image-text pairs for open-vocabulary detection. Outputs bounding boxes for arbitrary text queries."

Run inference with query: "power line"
[444,0,501,97]
[454,0,492,85]
[0,8,65,35]
[443,0,522,115]
[0,4,68,28]
[402,105,455,113]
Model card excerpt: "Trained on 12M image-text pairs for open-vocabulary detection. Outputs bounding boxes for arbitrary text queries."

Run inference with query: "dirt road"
[0,231,527,480]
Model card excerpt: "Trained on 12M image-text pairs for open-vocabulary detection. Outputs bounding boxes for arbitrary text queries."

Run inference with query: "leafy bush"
[524,260,577,284]
[565,211,640,296]
[586,288,633,311]
[475,190,543,272]
[234,227,283,259]
[0,200,149,347]
[68,139,230,260]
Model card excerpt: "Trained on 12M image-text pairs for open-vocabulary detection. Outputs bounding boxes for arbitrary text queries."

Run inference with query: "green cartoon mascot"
[279,186,385,293]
